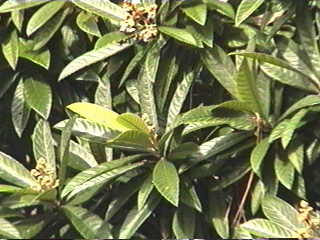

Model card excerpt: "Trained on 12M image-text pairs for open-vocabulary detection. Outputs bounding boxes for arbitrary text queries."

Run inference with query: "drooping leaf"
[153,158,180,206]
[71,0,126,23]
[0,0,48,12]
[118,191,161,239]
[62,205,112,239]
[11,78,30,137]
[76,11,101,37]
[250,137,271,176]
[181,3,207,26]
[240,218,299,238]
[2,28,19,70]
[0,151,37,188]
[158,26,199,47]
[235,0,264,26]
[26,1,65,36]
[59,42,133,81]
[0,217,22,239]
[24,75,52,119]
[172,203,195,238]
[32,119,56,178]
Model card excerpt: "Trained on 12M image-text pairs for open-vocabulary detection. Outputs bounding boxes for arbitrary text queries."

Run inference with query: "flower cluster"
[30,157,59,192]
[119,0,158,42]
[296,200,320,238]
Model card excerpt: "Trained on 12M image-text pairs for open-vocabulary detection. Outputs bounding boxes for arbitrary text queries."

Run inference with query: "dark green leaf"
[181,3,207,26]
[172,203,195,238]
[76,11,101,37]
[137,174,154,211]
[158,26,199,47]
[235,0,264,26]
[250,137,271,176]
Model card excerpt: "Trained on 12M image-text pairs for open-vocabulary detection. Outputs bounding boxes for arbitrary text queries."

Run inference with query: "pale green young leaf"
[153,158,180,206]
[2,29,19,70]
[172,204,195,238]
[62,205,112,239]
[117,113,150,134]
[0,217,22,239]
[0,184,23,194]
[262,196,306,231]
[0,0,48,12]
[0,151,37,188]
[11,10,24,32]
[232,226,252,239]
[72,0,126,23]
[181,3,207,25]
[119,191,161,239]
[76,11,101,37]
[26,1,65,36]
[61,154,144,198]
[158,26,199,47]
[24,76,52,119]
[137,174,154,211]
[19,38,50,69]
[11,78,30,137]
[235,0,264,26]
[240,218,299,238]
[32,119,56,178]
[59,42,133,81]
[250,137,271,176]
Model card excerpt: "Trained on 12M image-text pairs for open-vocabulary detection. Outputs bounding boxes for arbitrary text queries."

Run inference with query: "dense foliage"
[0,0,320,238]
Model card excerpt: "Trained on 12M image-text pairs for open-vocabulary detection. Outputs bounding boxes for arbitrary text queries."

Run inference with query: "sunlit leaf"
[251,137,271,176]
[76,11,101,37]
[0,217,22,238]
[2,28,19,70]
[158,26,199,47]
[235,0,264,26]
[0,0,48,12]
[181,3,207,26]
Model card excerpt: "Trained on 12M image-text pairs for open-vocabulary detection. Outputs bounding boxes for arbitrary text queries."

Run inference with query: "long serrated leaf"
[153,158,180,206]
[118,190,161,239]
[11,78,30,137]
[24,75,52,119]
[26,1,65,36]
[235,0,264,26]
[181,3,207,25]
[0,151,36,188]
[72,0,126,22]
[262,196,306,231]
[0,217,22,239]
[250,137,270,176]
[158,26,199,47]
[0,0,48,12]
[61,154,144,198]
[240,218,299,238]
[59,42,133,81]
[2,28,19,70]
[62,205,112,239]
[32,119,56,178]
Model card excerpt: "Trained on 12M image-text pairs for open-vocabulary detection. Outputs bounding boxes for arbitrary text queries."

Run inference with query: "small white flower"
[131,0,141,4]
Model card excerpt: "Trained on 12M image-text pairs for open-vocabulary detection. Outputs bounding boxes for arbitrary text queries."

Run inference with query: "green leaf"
[19,38,50,69]
[158,26,199,47]
[217,100,255,114]
[72,0,126,23]
[235,0,264,26]
[208,190,229,238]
[235,58,263,115]
[11,10,24,32]
[0,217,22,238]
[172,204,195,238]
[68,141,98,171]
[0,0,48,12]
[0,184,23,194]
[250,137,271,176]
[118,191,161,239]
[61,154,145,198]
[26,1,65,36]
[153,158,180,206]
[281,108,308,148]
[274,152,295,190]
[11,78,30,137]
[232,226,252,239]
[32,119,56,178]
[287,139,304,174]
[95,31,130,50]
[0,151,37,188]
[15,217,47,239]
[55,118,119,142]
[203,0,235,19]
[2,28,19,70]
[269,120,289,143]
[201,46,237,98]
[179,176,202,212]
[66,102,130,132]
[240,218,299,238]
[181,3,207,25]
[76,11,101,37]
[117,113,150,134]
[167,142,199,161]
[31,8,69,50]
[262,196,306,231]
[24,75,52,119]
[251,180,265,215]
[59,42,133,81]
[62,205,112,239]
[137,174,154,211]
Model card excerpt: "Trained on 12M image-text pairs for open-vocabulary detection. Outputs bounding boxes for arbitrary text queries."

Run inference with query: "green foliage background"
[0,0,320,238]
